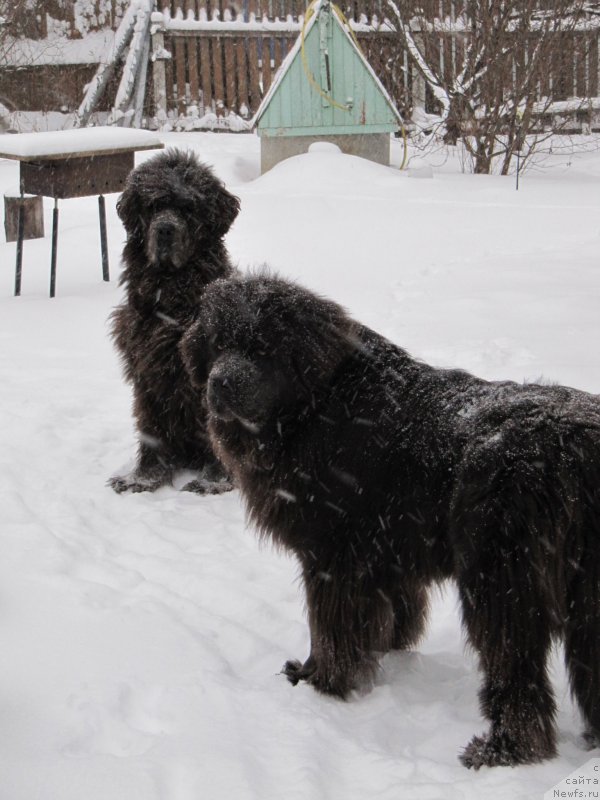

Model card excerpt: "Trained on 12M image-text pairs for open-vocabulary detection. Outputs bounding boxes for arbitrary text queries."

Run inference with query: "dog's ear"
[205,183,241,239]
[116,183,140,235]
[285,293,359,390]
[179,319,211,387]
[251,279,360,392]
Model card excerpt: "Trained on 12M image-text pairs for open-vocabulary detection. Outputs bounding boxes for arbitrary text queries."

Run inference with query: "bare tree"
[386,1,600,174]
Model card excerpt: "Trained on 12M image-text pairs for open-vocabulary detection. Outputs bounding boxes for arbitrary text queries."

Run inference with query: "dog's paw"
[108,472,168,494]
[181,477,234,495]
[108,475,132,494]
[460,731,554,769]
[460,734,523,769]
[583,728,600,750]
[281,657,349,698]
[281,659,310,686]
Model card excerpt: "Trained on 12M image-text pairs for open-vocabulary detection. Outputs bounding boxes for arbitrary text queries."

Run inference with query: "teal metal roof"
[253,1,402,137]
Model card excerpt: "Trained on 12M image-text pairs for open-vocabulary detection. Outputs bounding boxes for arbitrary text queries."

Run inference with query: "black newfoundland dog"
[181,272,600,769]
[109,148,240,494]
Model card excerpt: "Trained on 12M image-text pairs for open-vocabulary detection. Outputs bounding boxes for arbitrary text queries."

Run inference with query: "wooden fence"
[156,8,600,122]
[2,0,599,126]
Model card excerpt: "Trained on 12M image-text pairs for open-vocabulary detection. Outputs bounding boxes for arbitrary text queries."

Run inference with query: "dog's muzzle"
[207,355,266,429]
[207,373,235,420]
[147,210,189,268]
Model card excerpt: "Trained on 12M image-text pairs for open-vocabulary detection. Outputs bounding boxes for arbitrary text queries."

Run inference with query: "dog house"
[253,0,402,173]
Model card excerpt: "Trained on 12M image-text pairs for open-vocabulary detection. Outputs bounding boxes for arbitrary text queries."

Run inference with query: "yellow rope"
[399,123,408,170]
[301,0,409,168]
[300,0,351,112]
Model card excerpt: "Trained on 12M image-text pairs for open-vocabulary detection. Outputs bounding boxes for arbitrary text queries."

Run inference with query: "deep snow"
[1,132,600,800]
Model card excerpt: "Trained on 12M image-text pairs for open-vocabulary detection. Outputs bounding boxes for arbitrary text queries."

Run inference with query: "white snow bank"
[0,132,599,800]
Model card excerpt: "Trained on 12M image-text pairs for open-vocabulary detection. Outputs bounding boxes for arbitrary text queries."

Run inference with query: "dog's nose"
[156,222,175,247]
[209,374,233,402]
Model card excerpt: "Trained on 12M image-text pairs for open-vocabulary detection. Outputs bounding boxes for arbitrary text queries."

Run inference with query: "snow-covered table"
[0,127,163,297]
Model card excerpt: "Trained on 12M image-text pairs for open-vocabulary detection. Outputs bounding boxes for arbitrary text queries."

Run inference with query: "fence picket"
[175,38,187,113]
[212,36,225,108]
[188,36,200,106]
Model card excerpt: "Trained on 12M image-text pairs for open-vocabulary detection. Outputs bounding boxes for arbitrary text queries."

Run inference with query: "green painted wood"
[259,123,397,136]
[256,2,401,136]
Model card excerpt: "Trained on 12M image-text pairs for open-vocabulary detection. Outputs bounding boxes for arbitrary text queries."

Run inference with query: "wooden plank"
[188,35,200,104]
[272,36,283,74]
[165,37,175,112]
[199,35,213,111]
[4,195,44,242]
[236,37,250,112]
[282,34,295,59]
[20,153,135,199]
[443,32,453,86]
[175,37,187,113]
[248,36,262,111]
[558,32,572,101]
[575,34,586,98]
[224,36,237,110]
[590,33,599,97]
[262,37,273,93]
[212,36,225,107]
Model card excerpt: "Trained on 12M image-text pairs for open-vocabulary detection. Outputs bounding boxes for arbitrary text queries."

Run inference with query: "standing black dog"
[181,272,600,768]
[110,149,240,494]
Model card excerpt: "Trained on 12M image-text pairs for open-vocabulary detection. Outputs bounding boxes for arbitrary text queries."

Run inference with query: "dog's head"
[180,273,359,432]
[117,149,240,270]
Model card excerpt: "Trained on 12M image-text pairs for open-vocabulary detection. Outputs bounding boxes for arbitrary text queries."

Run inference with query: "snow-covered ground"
[1,132,599,800]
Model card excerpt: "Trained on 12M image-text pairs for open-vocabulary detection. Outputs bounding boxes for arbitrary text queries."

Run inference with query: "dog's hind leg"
[457,543,558,767]
[390,579,429,651]
[565,541,600,749]
[452,448,558,768]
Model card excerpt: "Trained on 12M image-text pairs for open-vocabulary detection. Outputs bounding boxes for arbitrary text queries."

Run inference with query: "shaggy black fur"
[109,148,240,494]
[181,272,600,769]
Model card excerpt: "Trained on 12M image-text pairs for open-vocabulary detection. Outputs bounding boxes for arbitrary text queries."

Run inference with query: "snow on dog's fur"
[181,271,600,768]
[110,149,240,494]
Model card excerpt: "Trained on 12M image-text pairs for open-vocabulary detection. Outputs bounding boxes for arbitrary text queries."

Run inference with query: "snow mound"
[308,141,342,154]
[247,146,405,197]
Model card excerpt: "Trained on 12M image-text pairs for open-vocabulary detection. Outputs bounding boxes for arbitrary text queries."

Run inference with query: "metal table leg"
[98,194,109,282]
[49,198,58,298]
[14,196,24,297]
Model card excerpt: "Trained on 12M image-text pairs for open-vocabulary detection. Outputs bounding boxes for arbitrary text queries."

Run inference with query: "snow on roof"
[0,127,163,160]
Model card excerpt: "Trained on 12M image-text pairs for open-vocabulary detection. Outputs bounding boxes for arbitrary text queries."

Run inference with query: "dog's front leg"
[282,559,392,699]
[109,437,173,493]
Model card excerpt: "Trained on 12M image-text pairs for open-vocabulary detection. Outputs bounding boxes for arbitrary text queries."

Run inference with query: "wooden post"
[14,200,24,297]
[50,199,59,299]
[98,195,110,283]
[152,21,168,120]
